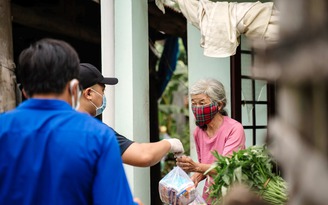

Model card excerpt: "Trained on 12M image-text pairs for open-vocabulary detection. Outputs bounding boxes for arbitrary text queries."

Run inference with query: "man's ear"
[83,88,93,100]
[22,88,29,99]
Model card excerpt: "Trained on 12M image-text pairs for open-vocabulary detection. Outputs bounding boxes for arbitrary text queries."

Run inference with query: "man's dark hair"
[18,38,80,96]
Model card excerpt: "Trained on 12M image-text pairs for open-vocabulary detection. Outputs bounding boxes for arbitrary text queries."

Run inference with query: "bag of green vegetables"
[206,145,288,205]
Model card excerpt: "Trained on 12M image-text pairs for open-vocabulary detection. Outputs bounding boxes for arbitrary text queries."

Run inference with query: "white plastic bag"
[159,166,196,205]
[188,191,207,205]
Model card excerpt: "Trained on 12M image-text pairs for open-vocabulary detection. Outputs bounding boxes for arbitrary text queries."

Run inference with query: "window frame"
[230,41,276,146]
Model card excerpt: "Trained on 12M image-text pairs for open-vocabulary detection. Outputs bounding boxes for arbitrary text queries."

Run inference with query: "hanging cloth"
[175,0,279,57]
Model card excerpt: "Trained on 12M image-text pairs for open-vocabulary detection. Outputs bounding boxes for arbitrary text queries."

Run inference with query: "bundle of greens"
[206,145,288,205]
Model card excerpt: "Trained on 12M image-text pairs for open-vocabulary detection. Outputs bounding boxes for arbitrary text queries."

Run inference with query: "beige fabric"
[176,0,200,29]
[155,0,166,13]
[239,2,279,44]
[176,0,279,57]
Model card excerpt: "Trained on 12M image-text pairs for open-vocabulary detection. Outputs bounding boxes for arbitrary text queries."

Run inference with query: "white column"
[100,0,115,128]
[115,0,150,204]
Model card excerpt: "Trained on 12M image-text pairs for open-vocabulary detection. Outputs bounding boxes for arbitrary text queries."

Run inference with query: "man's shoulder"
[71,112,111,130]
[66,113,117,146]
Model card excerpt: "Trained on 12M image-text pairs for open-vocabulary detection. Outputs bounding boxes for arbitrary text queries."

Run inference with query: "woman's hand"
[191,172,206,187]
[176,155,199,173]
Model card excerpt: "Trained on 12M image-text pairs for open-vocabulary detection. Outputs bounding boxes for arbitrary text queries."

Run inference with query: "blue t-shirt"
[0,99,137,205]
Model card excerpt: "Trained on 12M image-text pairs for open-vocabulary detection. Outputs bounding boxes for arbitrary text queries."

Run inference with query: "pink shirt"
[194,116,245,203]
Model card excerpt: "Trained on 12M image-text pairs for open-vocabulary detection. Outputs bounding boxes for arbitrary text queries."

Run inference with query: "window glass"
[256,129,267,146]
[242,103,253,126]
[244,129,253,147]
[256,105,267,126]
[242,78,253,102]
[255,80,267,101]
[241,54,252,76]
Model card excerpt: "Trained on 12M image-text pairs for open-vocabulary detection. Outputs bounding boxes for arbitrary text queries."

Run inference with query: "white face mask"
[89,88,107,116]
[70,79,81,110]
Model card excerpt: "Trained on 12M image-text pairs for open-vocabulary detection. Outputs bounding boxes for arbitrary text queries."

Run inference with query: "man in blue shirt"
[0,38,141,205]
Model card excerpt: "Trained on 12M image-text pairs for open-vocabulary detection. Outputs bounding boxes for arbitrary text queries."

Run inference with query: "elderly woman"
[176,78,245,204]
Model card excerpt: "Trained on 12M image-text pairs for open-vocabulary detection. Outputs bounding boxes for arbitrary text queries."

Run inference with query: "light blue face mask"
[89,89,107,116]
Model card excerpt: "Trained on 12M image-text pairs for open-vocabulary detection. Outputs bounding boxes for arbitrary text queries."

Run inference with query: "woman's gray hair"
[190,78,228,115]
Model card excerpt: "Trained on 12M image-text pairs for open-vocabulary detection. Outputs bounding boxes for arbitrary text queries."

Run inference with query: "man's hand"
[164,138,184,157]
[133,197,144,205]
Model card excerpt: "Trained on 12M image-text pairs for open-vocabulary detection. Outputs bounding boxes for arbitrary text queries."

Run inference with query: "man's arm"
[122,139,184,167]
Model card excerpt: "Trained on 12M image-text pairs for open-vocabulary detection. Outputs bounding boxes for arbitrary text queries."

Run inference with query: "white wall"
[101,0,115,128]
[113,0,150,204]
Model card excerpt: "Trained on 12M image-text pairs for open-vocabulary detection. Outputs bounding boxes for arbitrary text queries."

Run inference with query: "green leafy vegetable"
[207,145,288,205]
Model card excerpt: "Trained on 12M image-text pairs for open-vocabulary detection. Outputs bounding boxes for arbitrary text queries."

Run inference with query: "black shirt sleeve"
[114,130,134,155]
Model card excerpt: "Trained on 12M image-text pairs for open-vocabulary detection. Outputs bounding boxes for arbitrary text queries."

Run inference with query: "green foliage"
[208,145,288,205]
[157,39,189,143]
[157,64,189,137]
[157,38,190,176]
[160,123,189,177]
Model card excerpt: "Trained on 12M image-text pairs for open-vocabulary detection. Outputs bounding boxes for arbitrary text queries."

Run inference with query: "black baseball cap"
[79,63,118,89]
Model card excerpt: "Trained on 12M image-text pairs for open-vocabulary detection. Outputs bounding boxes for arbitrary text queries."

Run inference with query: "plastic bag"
[188,191,207,205]
[159,166,196,205]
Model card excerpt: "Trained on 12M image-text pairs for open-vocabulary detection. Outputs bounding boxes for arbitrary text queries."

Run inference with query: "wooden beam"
[148,3,186,38]
[0,0,16,112]
[11,4,100,44]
